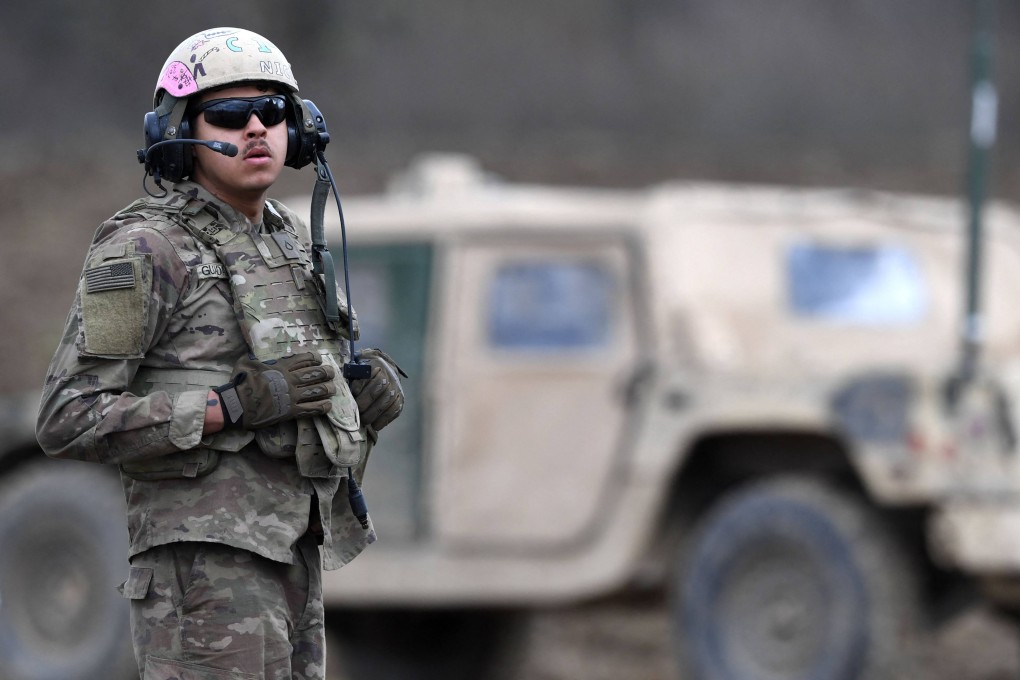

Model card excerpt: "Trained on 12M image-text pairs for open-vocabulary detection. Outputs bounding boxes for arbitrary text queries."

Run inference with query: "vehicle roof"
[286,154,1020,378]
[286,153,1020,243]
[285,154,641,238]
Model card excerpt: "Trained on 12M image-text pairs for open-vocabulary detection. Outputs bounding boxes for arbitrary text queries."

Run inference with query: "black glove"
[349,348,407,432]
[215,352,336,429]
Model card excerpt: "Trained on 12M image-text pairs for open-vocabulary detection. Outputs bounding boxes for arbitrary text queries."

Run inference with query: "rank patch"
[86,262,136,293]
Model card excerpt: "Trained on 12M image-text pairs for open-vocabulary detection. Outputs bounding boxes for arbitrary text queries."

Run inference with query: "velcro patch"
[253,234,274,262]
[85,261,136,292]
[79,253,150,358]
[271,231,303,261]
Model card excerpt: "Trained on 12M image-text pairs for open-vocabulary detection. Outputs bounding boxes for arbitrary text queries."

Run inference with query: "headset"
[137,93,329,193]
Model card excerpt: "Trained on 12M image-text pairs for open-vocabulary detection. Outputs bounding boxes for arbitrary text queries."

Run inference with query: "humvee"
[3,154,1020,680]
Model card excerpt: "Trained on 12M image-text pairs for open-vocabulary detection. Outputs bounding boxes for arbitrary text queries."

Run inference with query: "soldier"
[35,27,404,680]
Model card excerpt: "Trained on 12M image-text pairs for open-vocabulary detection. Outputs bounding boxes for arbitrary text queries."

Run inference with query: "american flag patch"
[85,261,136,293]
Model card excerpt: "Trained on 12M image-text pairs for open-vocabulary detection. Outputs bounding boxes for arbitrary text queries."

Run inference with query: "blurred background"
[2,2,1020,679]
[2,0,1019,395]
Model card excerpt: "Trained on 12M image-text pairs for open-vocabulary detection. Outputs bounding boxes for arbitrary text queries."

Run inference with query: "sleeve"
[35,221,208,465]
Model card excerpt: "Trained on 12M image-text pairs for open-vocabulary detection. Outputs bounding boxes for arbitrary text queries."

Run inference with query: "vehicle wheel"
[672,476,921,680]
[0,459,137,680]
[326,608,528,680]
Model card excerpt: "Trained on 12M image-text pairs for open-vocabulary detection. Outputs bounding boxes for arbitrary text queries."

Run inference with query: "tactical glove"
[215,352,336,429]
[349,348,407,432]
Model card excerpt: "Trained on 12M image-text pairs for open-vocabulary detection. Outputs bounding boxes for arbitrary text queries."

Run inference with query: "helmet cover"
[154,27,299,106]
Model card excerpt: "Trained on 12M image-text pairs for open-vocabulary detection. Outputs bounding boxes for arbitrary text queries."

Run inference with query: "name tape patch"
[191,262,227,280]
[85,262,136,293]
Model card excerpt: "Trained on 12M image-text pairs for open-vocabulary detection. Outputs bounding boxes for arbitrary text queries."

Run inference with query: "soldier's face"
[190,84,289,204]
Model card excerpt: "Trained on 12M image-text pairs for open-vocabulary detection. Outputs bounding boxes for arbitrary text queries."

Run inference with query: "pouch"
[120,449,221,481]
[120,429,253,481]
[118,565,153,600]
[312,354,365,468]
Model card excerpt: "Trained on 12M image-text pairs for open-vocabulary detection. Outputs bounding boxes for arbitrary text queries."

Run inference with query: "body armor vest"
[121,191,366,480]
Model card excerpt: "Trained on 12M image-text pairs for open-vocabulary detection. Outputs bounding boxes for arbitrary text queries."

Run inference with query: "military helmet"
[154,27,299,107]
[142,27,323,184]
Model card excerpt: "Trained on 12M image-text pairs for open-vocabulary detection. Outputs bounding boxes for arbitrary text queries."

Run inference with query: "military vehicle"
[4,153,1020,680]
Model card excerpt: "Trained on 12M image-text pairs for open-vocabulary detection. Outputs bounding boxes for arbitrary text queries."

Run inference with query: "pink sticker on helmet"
[158,61,198,96]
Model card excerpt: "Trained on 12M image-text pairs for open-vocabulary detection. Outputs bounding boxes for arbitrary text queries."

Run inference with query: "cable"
[315,151,371,380]
[347,466,370,529]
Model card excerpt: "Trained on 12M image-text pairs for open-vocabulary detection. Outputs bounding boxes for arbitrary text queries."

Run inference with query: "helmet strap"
[159,97,191,142]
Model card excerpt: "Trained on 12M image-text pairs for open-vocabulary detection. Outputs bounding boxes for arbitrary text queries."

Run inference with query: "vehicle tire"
[326,608,528,680]
[672,476,921,680]
[0,459,137,680]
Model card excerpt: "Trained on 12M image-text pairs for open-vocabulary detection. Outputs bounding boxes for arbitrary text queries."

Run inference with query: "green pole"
[960,0,997,383]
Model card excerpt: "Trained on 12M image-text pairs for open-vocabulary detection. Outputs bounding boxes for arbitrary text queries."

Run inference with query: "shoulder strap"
[178,201,235,247]
[265,199,301,240]
[124,192,236,247]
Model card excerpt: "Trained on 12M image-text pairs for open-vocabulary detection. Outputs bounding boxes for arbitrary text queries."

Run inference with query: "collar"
[170,181,262,235]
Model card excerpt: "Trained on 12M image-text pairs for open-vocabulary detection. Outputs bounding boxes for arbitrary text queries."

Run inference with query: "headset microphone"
[138,139,239,196]
[138,138,239,162]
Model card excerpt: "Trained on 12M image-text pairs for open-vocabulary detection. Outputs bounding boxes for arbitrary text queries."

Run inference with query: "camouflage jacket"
[36,181,374,570]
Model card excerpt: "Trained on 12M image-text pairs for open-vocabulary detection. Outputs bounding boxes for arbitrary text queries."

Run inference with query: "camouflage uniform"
[126,534,325,680]
[37,181,376,679]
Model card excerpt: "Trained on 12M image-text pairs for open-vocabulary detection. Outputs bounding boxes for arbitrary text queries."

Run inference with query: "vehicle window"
[348,265,393,348]
[488,261,614,349]
[786,242,928,325]
[346,244,432,539]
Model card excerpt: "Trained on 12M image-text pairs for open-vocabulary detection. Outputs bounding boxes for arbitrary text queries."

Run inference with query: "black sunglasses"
[191,95,288,130]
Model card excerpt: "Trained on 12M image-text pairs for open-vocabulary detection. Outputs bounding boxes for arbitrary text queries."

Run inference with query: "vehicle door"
[431,231,643,549]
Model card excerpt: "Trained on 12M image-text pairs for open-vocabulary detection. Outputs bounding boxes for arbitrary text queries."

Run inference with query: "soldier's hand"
[215,352,336,429]
[349,348,406,432]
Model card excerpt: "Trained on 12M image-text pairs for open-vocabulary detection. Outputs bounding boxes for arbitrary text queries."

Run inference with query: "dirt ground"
[516,598,1020,680]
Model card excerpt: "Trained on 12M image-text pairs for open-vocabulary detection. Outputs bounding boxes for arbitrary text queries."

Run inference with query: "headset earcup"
[285,97,328,170]
[176,116,192,181]
[157,115,191,183]
[141,111,163,177]
[143,112,162,153]
[285,96,306,168]
[141,109,192,182]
